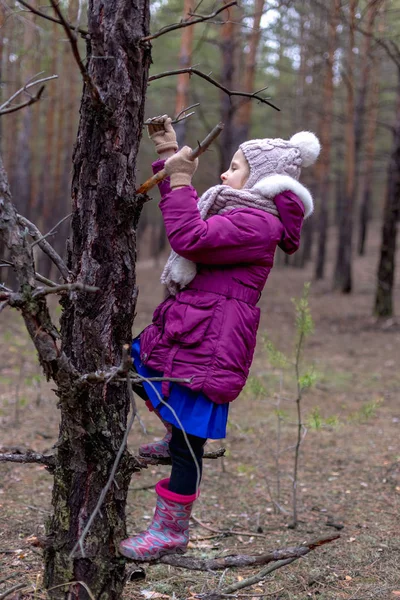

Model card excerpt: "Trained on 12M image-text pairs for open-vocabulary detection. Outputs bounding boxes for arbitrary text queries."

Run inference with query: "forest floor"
[1,221,399,600]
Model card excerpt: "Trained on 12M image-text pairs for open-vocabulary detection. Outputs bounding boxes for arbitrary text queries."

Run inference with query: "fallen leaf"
[391,593,400,597]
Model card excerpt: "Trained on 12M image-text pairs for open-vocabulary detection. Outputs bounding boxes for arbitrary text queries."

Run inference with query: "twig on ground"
[15,0,88,35]
[136,122,224,195]
[201,558,296,599]
[191,515,266,538]
[0,583,29,600]
[159,533,340,571]
[148,68,279,111]
[17,214,70,281]
[0,74,58,114]
[49,0,102,105]
[141,1,237,42]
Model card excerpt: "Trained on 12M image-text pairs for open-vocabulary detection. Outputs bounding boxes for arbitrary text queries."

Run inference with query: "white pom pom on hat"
[289,131,321,167]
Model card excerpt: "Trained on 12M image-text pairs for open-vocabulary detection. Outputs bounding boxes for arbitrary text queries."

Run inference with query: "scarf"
[161,184,280,296]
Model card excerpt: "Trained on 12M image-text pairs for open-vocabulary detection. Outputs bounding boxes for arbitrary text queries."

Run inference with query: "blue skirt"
[131,338,228,440]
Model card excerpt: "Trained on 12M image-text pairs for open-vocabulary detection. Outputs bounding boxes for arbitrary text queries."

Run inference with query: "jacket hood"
[253,174,312,255]
[253,174,314,218]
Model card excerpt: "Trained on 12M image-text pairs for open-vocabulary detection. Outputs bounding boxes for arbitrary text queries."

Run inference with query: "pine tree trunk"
[374,77,400,317]
[219,0,240,172]
[174,0,194,147]
[333,0,357,293]
[43,2,151,598]
[358,54,379,256]
[233,0,265,147]
[315,0,339,280]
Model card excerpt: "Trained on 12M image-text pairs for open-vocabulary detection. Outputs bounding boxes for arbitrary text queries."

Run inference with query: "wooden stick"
[136,122,224,195]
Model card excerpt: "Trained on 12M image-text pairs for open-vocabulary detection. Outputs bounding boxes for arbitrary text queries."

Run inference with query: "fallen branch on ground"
[159,533,339,570]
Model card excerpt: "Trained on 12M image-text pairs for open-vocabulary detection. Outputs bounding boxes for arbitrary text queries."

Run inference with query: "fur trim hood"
[253,174,314,218]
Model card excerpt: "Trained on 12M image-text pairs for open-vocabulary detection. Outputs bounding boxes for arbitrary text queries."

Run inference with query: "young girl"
[119,116,320,561]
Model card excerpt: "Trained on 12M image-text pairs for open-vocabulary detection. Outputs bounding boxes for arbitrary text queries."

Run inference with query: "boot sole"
[119,545,186,562]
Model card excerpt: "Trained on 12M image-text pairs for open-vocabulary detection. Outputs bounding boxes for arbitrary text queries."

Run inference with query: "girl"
[119,117,320,561]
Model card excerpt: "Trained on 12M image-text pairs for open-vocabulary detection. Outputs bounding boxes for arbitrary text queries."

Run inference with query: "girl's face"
[220,150,250,189]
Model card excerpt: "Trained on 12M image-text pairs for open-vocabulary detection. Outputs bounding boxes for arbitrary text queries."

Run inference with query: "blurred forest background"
[0,0,399,313]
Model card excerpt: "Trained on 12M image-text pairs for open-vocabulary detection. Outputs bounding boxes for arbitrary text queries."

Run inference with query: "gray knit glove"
[147,115,178,155]
[164,146,199,188]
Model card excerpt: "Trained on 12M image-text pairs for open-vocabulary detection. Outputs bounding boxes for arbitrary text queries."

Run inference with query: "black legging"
[133,381,207,496]
[168,425,207,496]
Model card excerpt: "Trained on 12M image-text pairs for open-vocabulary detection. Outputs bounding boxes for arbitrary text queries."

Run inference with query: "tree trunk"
[43,2,151,598]
[315,0,339,280]
[333,0,357,293]
[174,0,194,147]
[358,54,379,256]
[219,0,240,172]
[374,76,400,317]
[232,0,265,147]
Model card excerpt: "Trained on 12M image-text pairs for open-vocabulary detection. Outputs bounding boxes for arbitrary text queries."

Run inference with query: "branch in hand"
[136,122,224,195]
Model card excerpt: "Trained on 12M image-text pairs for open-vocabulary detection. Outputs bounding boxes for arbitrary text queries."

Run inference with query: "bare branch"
[0,74,58,114]
[137,447,225,466]
[159,533,340,571]
[32,282,99,299]
[34,273,58,287]
[142,1,238,42]
[17,214,70,281]
[0,449,55,471]
[49,0,102,105]
[203,558,297,599]
[0,85,45,116]
[148,68,279,111]
[16,0,88,36]
[136,122,224,194]
[30,213,72,248]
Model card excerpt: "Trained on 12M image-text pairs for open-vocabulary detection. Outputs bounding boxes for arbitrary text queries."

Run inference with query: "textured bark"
[333,0,357,293]
[374,77,400,317]
[42,1,151,598]
[315,0,340,280]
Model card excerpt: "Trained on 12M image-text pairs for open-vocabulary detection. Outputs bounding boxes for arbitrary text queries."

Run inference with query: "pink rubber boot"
[119,478,197,561]
[139,402,172,458]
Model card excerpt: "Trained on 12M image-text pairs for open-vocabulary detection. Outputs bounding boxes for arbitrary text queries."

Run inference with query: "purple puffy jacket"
[140,160,306,404]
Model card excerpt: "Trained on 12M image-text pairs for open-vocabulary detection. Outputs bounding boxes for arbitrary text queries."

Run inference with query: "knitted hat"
[239,131,321,217]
